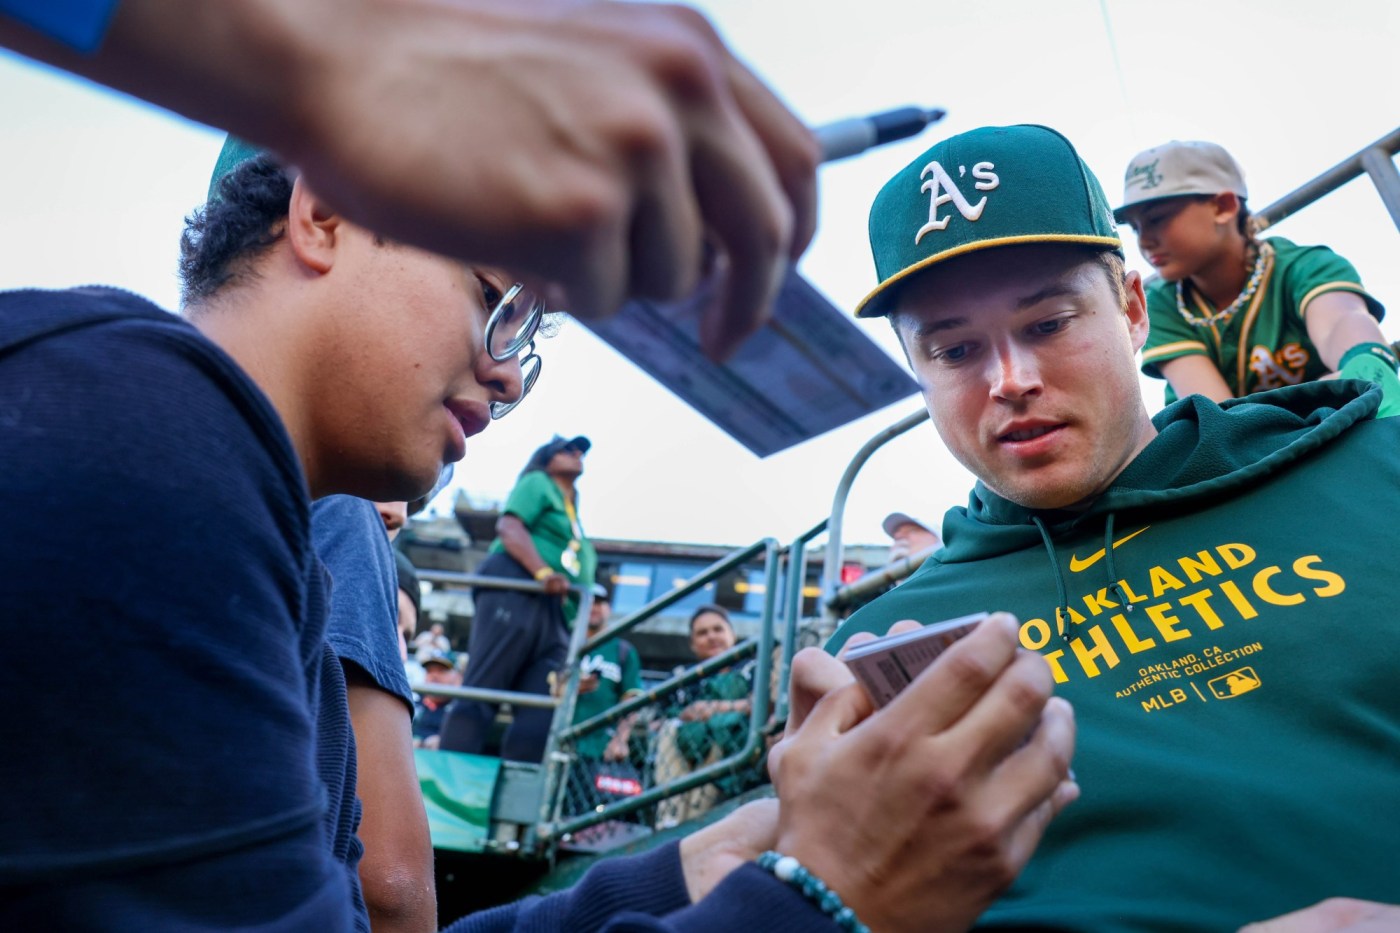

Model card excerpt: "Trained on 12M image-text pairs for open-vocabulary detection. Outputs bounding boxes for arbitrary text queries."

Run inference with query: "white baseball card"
[844,612,989,707]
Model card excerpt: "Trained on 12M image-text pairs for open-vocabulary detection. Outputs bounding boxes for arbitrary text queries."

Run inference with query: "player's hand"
[1240,899,1400,932]
[540,573,570,597]
[297,0,820,359]
[769,613,1078,933]
[577,673,600,696]
[766,619,921,783]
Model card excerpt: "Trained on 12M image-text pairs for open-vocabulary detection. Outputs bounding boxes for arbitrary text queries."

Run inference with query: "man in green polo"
[829,124,1400,930]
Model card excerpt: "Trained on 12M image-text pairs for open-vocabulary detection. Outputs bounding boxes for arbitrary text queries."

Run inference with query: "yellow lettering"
[1043,649,1069,684]
[1219,579,1258,619]
[1020,618,1052,650]
[1253,566,1304,607]
[1146,603,1192,642]
[1068,624,1120,679]
[1149,566,1186,597]
[1170,688,1188,704]
[1217,543,1257,570]
[1293,555,1346,598]
[1179,589,1225,630]
[1081,588,1120,617]
[1141,695,1163,712]
[1117,578,1149,603]
[1110,611,1157,653]
[1177,551,1223,583]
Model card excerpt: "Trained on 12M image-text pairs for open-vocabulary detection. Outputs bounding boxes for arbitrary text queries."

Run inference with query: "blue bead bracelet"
[756,850,870,933]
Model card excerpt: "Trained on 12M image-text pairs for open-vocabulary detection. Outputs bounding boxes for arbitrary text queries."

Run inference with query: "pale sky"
[2,0,1397,550]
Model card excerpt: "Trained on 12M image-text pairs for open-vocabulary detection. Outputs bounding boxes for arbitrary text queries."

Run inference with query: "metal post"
[1359,146,1400,233]
[819,407,929,606]
[775,520,826,725]
[1253,127,1400,233]
[541,540,781,838]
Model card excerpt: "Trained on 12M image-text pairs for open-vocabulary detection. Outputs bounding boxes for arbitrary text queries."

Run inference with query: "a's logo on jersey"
[1249,343,1309,390]
[1208,666,1261,699]
[916,159,1000,244]
[1126,158,1163,191]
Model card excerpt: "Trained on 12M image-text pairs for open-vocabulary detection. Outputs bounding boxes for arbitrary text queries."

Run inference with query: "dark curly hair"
[179,155,293,307]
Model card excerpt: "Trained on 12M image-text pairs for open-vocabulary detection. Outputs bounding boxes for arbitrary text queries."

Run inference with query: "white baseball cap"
[1114,140,1247,223]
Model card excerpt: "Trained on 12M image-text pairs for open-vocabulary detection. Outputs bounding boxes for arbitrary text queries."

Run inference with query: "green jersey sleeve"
[1278,240,1384,323]
[1141,276,1210,379]
[620,642,642,697]
[501,470,552,528]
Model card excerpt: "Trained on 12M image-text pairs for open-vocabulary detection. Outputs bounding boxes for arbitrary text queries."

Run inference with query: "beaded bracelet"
[756,850,871,933]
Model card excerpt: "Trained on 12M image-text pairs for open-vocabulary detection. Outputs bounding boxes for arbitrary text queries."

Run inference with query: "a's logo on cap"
[915,159,1000,244]
[1125,157,1162,192]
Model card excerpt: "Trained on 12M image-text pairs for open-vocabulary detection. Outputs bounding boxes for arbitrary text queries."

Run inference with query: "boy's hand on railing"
[767,613,1078,933]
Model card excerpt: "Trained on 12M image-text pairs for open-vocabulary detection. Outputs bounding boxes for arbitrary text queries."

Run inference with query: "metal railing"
[415,569,593,713]
[1254,127,1400,235]
[535,538,781,841]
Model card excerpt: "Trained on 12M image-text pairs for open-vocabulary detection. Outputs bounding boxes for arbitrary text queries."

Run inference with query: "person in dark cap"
[440,435,596,761]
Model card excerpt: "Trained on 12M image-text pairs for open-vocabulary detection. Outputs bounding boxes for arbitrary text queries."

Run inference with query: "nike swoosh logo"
[1068,526,1151,573]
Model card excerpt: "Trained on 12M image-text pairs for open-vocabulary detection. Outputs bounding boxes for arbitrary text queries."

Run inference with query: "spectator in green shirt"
[440,435,597,761]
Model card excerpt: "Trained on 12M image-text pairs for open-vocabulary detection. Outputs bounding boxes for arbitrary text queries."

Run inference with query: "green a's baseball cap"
[855,124,1122,318]
[206,135,267,202]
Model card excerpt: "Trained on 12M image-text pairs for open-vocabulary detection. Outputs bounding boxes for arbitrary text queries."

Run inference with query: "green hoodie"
[829,380,1400,931]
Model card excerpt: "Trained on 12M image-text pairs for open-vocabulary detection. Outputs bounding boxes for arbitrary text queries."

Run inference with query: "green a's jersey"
[489,470,597,618]
[1141,236,1383,402]
[829,382,1400,932]
[572,638,640,760]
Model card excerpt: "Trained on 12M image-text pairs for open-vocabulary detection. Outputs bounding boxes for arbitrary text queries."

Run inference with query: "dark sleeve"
[0,0,121,51]
[441,842,837,933]
[315,495,414,710]
[0,308,350,930]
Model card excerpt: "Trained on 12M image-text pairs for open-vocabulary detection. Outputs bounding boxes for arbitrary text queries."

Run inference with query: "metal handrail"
[1254,127,1400,234]
[416,569,587,597]
[825,542,940,614]
[412,683,559,709]
[580,539,771,654]
[819,407,929,625]
[557,640,759,742]
[774,519,827,726]
[538,538,781,839]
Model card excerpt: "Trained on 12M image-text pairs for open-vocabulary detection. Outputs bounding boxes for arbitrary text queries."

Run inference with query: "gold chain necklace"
[1175,241,1273,329]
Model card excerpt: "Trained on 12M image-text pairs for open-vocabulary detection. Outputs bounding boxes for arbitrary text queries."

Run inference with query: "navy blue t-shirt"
[0,288,352,929]
[0,287,842,933]
[314,495,414,710]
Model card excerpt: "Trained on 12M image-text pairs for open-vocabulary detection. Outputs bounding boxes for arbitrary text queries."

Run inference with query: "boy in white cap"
[1114,140,1397,407]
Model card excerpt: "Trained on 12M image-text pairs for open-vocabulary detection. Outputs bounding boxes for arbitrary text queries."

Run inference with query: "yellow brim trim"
[853,234,1123,318]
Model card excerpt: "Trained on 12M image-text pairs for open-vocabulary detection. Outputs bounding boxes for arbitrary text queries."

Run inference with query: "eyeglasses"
[484,282,544,419]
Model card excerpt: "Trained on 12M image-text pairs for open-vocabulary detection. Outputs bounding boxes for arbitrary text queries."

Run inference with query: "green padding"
[416,749,501,853]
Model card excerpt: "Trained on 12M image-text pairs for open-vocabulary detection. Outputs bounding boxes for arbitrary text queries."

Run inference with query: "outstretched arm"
[0,0,819,357]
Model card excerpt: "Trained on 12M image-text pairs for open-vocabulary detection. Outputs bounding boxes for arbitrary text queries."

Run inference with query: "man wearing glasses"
[0,141,1076,933]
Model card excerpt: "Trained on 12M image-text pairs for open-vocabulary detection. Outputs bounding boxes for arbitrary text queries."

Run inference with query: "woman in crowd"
[440,435,598,761]
[654,605,760,827]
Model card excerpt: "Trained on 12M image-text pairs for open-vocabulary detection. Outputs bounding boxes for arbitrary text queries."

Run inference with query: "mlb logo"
[1207,667,1261,700]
